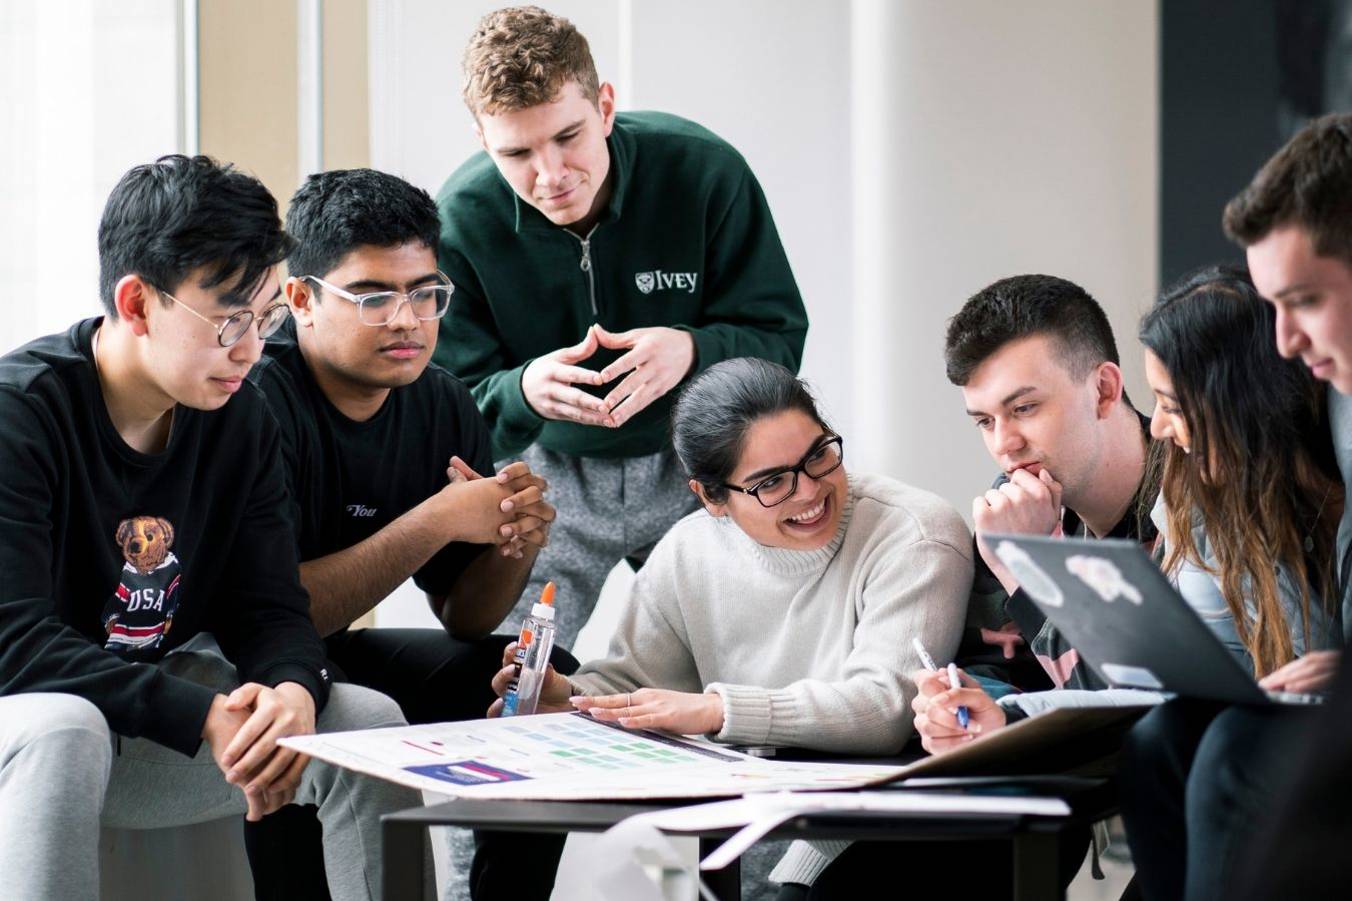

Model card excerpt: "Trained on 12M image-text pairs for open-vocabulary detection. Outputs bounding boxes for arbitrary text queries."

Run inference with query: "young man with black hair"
[0,155,419,901]
[916,274,1156,735]
[1115,112,1352,901]
[243,167,570,897]
[435,5,809,647]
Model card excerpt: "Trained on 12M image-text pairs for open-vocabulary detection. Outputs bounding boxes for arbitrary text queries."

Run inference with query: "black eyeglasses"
[721,435,844,507]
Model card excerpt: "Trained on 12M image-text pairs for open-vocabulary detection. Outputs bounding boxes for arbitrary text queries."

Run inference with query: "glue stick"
[501,582,558,716]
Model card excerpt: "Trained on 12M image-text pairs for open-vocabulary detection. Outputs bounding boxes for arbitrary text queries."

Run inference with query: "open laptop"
[989,533,1327,706]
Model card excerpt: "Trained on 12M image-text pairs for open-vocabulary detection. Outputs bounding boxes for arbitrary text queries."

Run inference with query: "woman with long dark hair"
[1141,264,1340,675]
[1121,265,1343,901]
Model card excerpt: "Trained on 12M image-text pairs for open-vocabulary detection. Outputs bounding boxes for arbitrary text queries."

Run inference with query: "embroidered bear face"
[115,516,175,575]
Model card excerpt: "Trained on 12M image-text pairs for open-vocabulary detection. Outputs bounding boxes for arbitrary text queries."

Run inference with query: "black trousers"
[1232,649,1352,901]
[241,628,578,901]
[1117,699,1311,901]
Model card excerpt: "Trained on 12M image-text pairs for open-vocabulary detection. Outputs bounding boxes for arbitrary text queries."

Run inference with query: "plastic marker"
[912,638,969,732]
[501,582,558,717]
[946,663,970,730]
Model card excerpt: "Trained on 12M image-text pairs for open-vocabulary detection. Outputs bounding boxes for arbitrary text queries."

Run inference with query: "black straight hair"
[98,155,292,316]
[285,168,441,280]
[671,357,828,503]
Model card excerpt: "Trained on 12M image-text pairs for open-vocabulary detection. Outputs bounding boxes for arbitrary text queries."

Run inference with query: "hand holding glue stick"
[502,582,558,717]
[912,637,969,730]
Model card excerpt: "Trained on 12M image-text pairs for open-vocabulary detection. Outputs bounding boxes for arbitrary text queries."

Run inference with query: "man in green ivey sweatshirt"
[433,5,809,649]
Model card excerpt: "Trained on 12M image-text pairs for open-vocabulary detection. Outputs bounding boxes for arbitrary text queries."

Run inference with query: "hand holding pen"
[912,638,969,729]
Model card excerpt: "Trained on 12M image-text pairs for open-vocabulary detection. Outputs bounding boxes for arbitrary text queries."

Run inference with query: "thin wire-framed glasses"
[721,435,845,508]
[161,289,291,348]
[304,274,455,327]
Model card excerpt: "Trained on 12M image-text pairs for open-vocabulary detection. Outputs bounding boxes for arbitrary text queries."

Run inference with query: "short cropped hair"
[98,155,292,317]
[285,169,440,280]
[944,274,1120,386]
[1223,112,1352,264]
[461,6,600,117]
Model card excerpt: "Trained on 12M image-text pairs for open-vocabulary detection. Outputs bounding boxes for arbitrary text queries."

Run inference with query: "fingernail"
[501,500,514,512]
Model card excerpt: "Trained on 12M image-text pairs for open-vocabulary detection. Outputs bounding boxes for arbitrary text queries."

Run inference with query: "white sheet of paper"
[653,791,1073,870]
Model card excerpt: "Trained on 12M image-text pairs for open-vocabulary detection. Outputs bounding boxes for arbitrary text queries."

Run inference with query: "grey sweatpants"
[505,444,702,648]
[0,642,427,901]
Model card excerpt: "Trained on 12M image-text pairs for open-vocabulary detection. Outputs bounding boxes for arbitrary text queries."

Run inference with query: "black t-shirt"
[0,319,330,756]
[249,335,494,604]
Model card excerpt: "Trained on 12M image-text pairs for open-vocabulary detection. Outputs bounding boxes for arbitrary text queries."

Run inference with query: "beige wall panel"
[324,0,370,172]
[199,0,299,208]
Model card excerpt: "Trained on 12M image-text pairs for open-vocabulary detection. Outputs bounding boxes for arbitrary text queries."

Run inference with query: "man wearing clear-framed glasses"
[0,154,421,901]
[243,168,571,895]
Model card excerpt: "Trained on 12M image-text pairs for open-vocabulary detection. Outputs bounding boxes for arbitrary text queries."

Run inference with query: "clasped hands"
[444,457,556,558]
[521,323,695,428]
[486,642,724,735]
[202,680,315,822]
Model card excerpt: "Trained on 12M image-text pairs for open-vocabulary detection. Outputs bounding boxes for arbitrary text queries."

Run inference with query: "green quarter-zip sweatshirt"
[433,111,808,460]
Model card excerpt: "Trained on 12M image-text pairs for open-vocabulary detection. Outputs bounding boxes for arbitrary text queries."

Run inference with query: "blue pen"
[946,662,971,730]
[912,638,970,731]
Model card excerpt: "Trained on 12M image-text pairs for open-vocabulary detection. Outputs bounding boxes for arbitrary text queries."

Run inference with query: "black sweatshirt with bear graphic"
[0,319,331,756]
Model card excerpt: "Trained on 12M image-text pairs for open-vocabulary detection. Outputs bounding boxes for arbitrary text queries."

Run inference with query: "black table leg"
[383,815,426,900]
[1012,830,1062,901]
[698,836,741,901]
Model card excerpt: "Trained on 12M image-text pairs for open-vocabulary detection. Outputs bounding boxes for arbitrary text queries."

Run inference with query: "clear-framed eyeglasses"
[304,274,455,327]
[160,289,291,348]
[721,435,845,508]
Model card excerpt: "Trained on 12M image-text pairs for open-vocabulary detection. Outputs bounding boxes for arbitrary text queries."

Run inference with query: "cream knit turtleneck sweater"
[570,471,973,753]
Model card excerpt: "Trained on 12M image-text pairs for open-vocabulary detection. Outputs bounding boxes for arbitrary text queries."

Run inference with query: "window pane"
[0,0,178,352]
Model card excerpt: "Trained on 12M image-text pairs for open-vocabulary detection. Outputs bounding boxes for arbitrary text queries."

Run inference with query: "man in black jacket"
[0,155,419,901]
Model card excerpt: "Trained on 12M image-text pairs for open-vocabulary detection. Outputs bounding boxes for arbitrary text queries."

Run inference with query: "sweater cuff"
[504,361,546,429]
[708,683,775,745]
[258,661,332,716]
[769,840,852,886]
[138,673,219,758]
[674,325,715,378]
[997,696,1031,724]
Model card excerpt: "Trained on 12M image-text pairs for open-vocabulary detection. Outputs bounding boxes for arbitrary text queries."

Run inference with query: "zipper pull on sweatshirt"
[578,237,592,273]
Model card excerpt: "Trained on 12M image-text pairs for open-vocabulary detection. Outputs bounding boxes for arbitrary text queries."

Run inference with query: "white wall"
[851,0,1159,508]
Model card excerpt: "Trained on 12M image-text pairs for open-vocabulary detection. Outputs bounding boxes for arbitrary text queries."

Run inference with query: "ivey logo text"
[634,270,699,295]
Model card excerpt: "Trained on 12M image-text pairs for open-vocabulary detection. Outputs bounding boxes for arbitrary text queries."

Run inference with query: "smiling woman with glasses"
[487,356,975,893]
